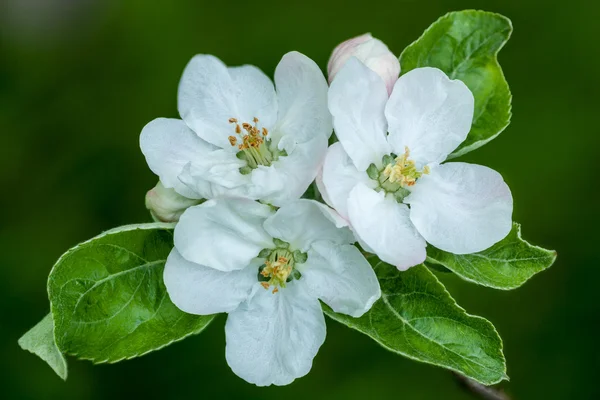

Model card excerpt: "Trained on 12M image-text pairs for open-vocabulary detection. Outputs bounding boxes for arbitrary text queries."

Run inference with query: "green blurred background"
[1,0,597,399]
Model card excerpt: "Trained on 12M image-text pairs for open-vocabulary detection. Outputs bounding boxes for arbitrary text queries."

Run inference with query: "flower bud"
[145,181,201,222]
[327,33,400,94]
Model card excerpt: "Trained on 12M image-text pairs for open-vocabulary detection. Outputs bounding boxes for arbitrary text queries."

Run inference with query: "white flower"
[320,58,513,270]
[327,33,400,95]
[145,181,201,222]
[164,198,380,386]
[140,52,332,207]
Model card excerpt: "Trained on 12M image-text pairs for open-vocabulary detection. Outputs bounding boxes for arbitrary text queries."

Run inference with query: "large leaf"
[400,10,512,157]
[18,313,68,380]
[48,223,215,363]
[427,223,556,290]
[324,259,507,385]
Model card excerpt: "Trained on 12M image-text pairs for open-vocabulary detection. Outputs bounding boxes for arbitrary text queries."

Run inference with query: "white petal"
[177,162,249,201]
[183,149,249,189]
[315,166,333,206]
[250,134,328,206]
[320,142,375,219]
[328,57,392,171]
[140,118,213,198]
[405,162,513,254]
[178,55,277,149]
[225,281,326,386]
[174,199,274,272]
[348,183,426,270]
[300,241,380,317]
[164,249,257,315]
[263,199,354,252]
[385,67,474,166]
[274,51,332,143]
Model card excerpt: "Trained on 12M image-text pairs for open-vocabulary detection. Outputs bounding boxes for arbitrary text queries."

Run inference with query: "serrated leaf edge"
[324,264,508,385]
[18,313,69,380]
[426,223,557,290]
[46,222,207,364]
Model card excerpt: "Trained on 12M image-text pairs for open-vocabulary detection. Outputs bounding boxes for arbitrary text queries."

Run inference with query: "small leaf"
[427,223,557,290]
[324,259,507,385]
[48,223,215,363]
[400,10,512,157]
[18,313,68,380]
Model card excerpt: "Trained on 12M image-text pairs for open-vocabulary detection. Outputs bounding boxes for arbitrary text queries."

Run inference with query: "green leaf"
[426,223,557,290]
[324,259,507,385]
[400,10,512,157]
[48,223,215,363]
[18,313,68,380]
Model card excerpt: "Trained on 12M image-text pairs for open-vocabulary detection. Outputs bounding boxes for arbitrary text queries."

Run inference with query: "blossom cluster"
[140,34,513,386]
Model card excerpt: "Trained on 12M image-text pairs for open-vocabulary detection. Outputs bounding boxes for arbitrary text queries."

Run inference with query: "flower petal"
[140,118,213,198]
[164,249,257,315]
[178,55,277,150]
[320,142,375,219]
[348,183,426,270]
[175,199,275,272]
[263,199,354,252]
[177,162,247,201]
[385,67,474,166]
[328,57,392,171]
[405,162,513,254]
[250,134,328,206]
[274,51,332,143]
[225,281,326,386]
[299,241,380,317]
[183,149,248,189]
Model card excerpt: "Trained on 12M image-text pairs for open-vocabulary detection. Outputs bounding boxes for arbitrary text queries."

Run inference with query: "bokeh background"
[1,0,597,399]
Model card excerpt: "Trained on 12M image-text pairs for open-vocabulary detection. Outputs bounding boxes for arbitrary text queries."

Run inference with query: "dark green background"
[1,0,596,399]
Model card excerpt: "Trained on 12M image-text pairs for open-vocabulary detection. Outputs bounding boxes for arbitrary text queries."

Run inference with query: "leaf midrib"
[379,293,498,374]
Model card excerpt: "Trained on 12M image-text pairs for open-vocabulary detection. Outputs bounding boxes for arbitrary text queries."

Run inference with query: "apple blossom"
[140,51,332,207]
[163,198,380,386]
[320,57,513,270]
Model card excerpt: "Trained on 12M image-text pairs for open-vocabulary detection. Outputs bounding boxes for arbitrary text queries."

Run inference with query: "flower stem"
[453,373,510,400]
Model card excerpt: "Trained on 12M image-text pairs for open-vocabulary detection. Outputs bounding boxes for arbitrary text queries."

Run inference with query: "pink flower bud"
[328,33,400,94]
[145,182,201,222]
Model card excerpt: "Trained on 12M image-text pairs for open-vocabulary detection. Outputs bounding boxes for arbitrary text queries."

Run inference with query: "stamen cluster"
[257,240,307,293]
[383,147,430,187]
[227,117,285,173]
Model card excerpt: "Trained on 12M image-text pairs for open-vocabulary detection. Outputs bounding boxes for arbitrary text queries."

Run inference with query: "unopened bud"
[145,181,201,222]
[328,33,400,94]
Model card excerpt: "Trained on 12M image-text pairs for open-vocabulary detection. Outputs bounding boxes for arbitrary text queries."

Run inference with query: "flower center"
[367,147,430,202]
[257,239,307,293]
[228,117,286,174]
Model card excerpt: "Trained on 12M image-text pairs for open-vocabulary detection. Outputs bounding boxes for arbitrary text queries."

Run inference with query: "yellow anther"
[228,118,238,123]
[228,136,237,146]
[260,255,293,293]
[382,146,428,187]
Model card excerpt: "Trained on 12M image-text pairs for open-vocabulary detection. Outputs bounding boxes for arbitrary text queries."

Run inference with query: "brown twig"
[453,373,511,400]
